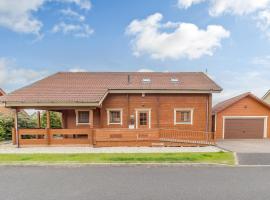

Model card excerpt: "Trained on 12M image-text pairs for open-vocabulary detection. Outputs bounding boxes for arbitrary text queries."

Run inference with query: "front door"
[137,110,150,129]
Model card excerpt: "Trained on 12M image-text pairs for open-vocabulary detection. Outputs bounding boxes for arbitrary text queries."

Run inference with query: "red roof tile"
[1,72,222,104]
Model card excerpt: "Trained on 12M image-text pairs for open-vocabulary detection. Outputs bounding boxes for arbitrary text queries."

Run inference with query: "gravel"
[0,144,222,154]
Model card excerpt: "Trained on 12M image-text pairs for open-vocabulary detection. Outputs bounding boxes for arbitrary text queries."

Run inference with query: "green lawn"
[0,152,235,165]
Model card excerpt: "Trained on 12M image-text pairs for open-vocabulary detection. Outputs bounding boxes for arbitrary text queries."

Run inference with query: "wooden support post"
[14,109,19,148]
[37,111,41,128]
[90,110,94,128]
[46,110,51,145]
[61,111,65,129]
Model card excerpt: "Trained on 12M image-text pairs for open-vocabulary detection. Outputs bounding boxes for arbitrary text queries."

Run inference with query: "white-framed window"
[107,109,123,125]
[174,108,193,125]
[76,110,91,125]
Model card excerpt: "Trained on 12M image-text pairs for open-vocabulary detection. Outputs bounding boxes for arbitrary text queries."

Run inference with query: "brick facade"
[63,93,212,132]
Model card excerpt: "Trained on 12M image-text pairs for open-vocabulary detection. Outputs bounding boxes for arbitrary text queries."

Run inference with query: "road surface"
[0,165,269,200]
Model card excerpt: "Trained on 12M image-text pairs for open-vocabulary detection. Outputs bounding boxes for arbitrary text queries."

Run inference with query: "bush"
[0,116,13,141]
[0,111,62,141]
[0,112,37,141]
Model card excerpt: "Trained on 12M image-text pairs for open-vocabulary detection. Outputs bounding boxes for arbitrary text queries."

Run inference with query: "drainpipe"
[206,95,209,132]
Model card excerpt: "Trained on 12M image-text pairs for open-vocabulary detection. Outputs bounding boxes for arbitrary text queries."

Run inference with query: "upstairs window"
[76,110,90,125]
[174,109,193,125]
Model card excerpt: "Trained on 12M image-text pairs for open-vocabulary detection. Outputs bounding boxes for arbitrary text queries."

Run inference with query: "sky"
[0,0,270,104]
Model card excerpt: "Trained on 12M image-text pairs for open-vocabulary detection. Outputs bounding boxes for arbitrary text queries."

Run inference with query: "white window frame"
[174,108,194,125]
[75,110,92,125]
[222,116,268,139]
[135,108,151,129]
[107,108,123,125]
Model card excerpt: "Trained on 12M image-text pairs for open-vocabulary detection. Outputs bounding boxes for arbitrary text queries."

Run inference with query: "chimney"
[128,74,131,84]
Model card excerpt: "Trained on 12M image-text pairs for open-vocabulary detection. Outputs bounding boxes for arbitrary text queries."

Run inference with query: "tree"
[41,111,62,129]
[0,112,37,141]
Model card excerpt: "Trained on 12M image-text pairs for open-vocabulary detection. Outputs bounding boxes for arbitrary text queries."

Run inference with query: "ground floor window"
[174,108,193,125]
[76,110,91,125]
[139,112,147,125]
[107,109,122,125]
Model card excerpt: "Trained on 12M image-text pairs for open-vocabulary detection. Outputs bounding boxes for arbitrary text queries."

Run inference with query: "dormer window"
[171,78,179,83]
[142,78,151,83]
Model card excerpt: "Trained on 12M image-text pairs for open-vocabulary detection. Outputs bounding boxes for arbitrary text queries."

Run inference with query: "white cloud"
[68,67,88,72]
[177,0,205,9]
[209,0,270,16]
[126,13,230,60]
[178,0,270,16]
[252,55,270,66]
[178,0,270,38]
[52,22,93,37]
[60,8,85,21]
[212,69,270,104]
[0,58,48,91]
[137,68,155,72]
[60,0,91,10]
[0,0,91,35]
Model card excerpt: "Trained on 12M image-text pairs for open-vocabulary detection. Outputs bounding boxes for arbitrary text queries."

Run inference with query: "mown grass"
[0,152,235,165]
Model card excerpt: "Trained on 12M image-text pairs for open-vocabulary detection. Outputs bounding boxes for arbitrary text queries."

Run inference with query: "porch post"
[14,109,19,148]
[90,110,94,128]
[46,110,51,145]
[46,110,51,129]
[37,111,41,128]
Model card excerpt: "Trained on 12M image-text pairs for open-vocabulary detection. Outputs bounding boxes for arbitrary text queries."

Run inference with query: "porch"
[13,128,215,147]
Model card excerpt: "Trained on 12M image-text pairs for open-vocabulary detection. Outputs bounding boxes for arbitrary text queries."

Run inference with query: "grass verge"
[0,152,234,165]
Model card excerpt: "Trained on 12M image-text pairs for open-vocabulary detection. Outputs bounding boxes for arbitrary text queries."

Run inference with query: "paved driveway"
[1,165,270,200]
[217,139,270,165]
[216,139,270,153]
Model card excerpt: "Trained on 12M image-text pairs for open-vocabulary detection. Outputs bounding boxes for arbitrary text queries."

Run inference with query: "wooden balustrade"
[14,128,215,147]
[17,129,93,146]
[159,129,215,145]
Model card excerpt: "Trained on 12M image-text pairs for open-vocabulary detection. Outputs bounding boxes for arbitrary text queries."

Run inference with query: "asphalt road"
[0,165,270,200]
[237,153,270,165]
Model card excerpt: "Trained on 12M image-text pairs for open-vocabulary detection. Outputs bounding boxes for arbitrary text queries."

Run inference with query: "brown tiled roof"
[0,88,5,96]
[0,72,222,104]
[0,106,13,117]
[212,92,270,114]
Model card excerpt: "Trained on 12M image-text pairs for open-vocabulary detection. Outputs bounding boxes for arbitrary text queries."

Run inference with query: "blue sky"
[0,0,270,104]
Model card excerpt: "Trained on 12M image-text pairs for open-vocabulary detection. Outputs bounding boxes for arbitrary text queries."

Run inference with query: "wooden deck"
[13,128,215,147]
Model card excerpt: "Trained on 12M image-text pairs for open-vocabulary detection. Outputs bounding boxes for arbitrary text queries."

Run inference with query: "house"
[262,90,270,104]
[0,72,222,147]
[212,92,270,139]
[0,88,14,117]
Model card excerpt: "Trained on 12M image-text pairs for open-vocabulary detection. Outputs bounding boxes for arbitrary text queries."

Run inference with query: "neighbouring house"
[212,92,270,139]
[0,72,222,147]
[0,88,14,117]
[262,90,270,104]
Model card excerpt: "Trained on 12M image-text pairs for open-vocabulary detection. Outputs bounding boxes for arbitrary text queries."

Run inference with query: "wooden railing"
[95,128,160,142]
[13,128,215,146]
[16,129,93,146]
[50,129,93,145]
[159,129,215,145]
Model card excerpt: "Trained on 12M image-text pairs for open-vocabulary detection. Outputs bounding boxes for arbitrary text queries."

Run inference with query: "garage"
[212,92,270,139]
[224,118,265,139]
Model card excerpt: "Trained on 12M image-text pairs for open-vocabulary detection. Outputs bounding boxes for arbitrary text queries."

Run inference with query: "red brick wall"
[60,93,211,131]
[63,93,211,131]
[214,96,270,139]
